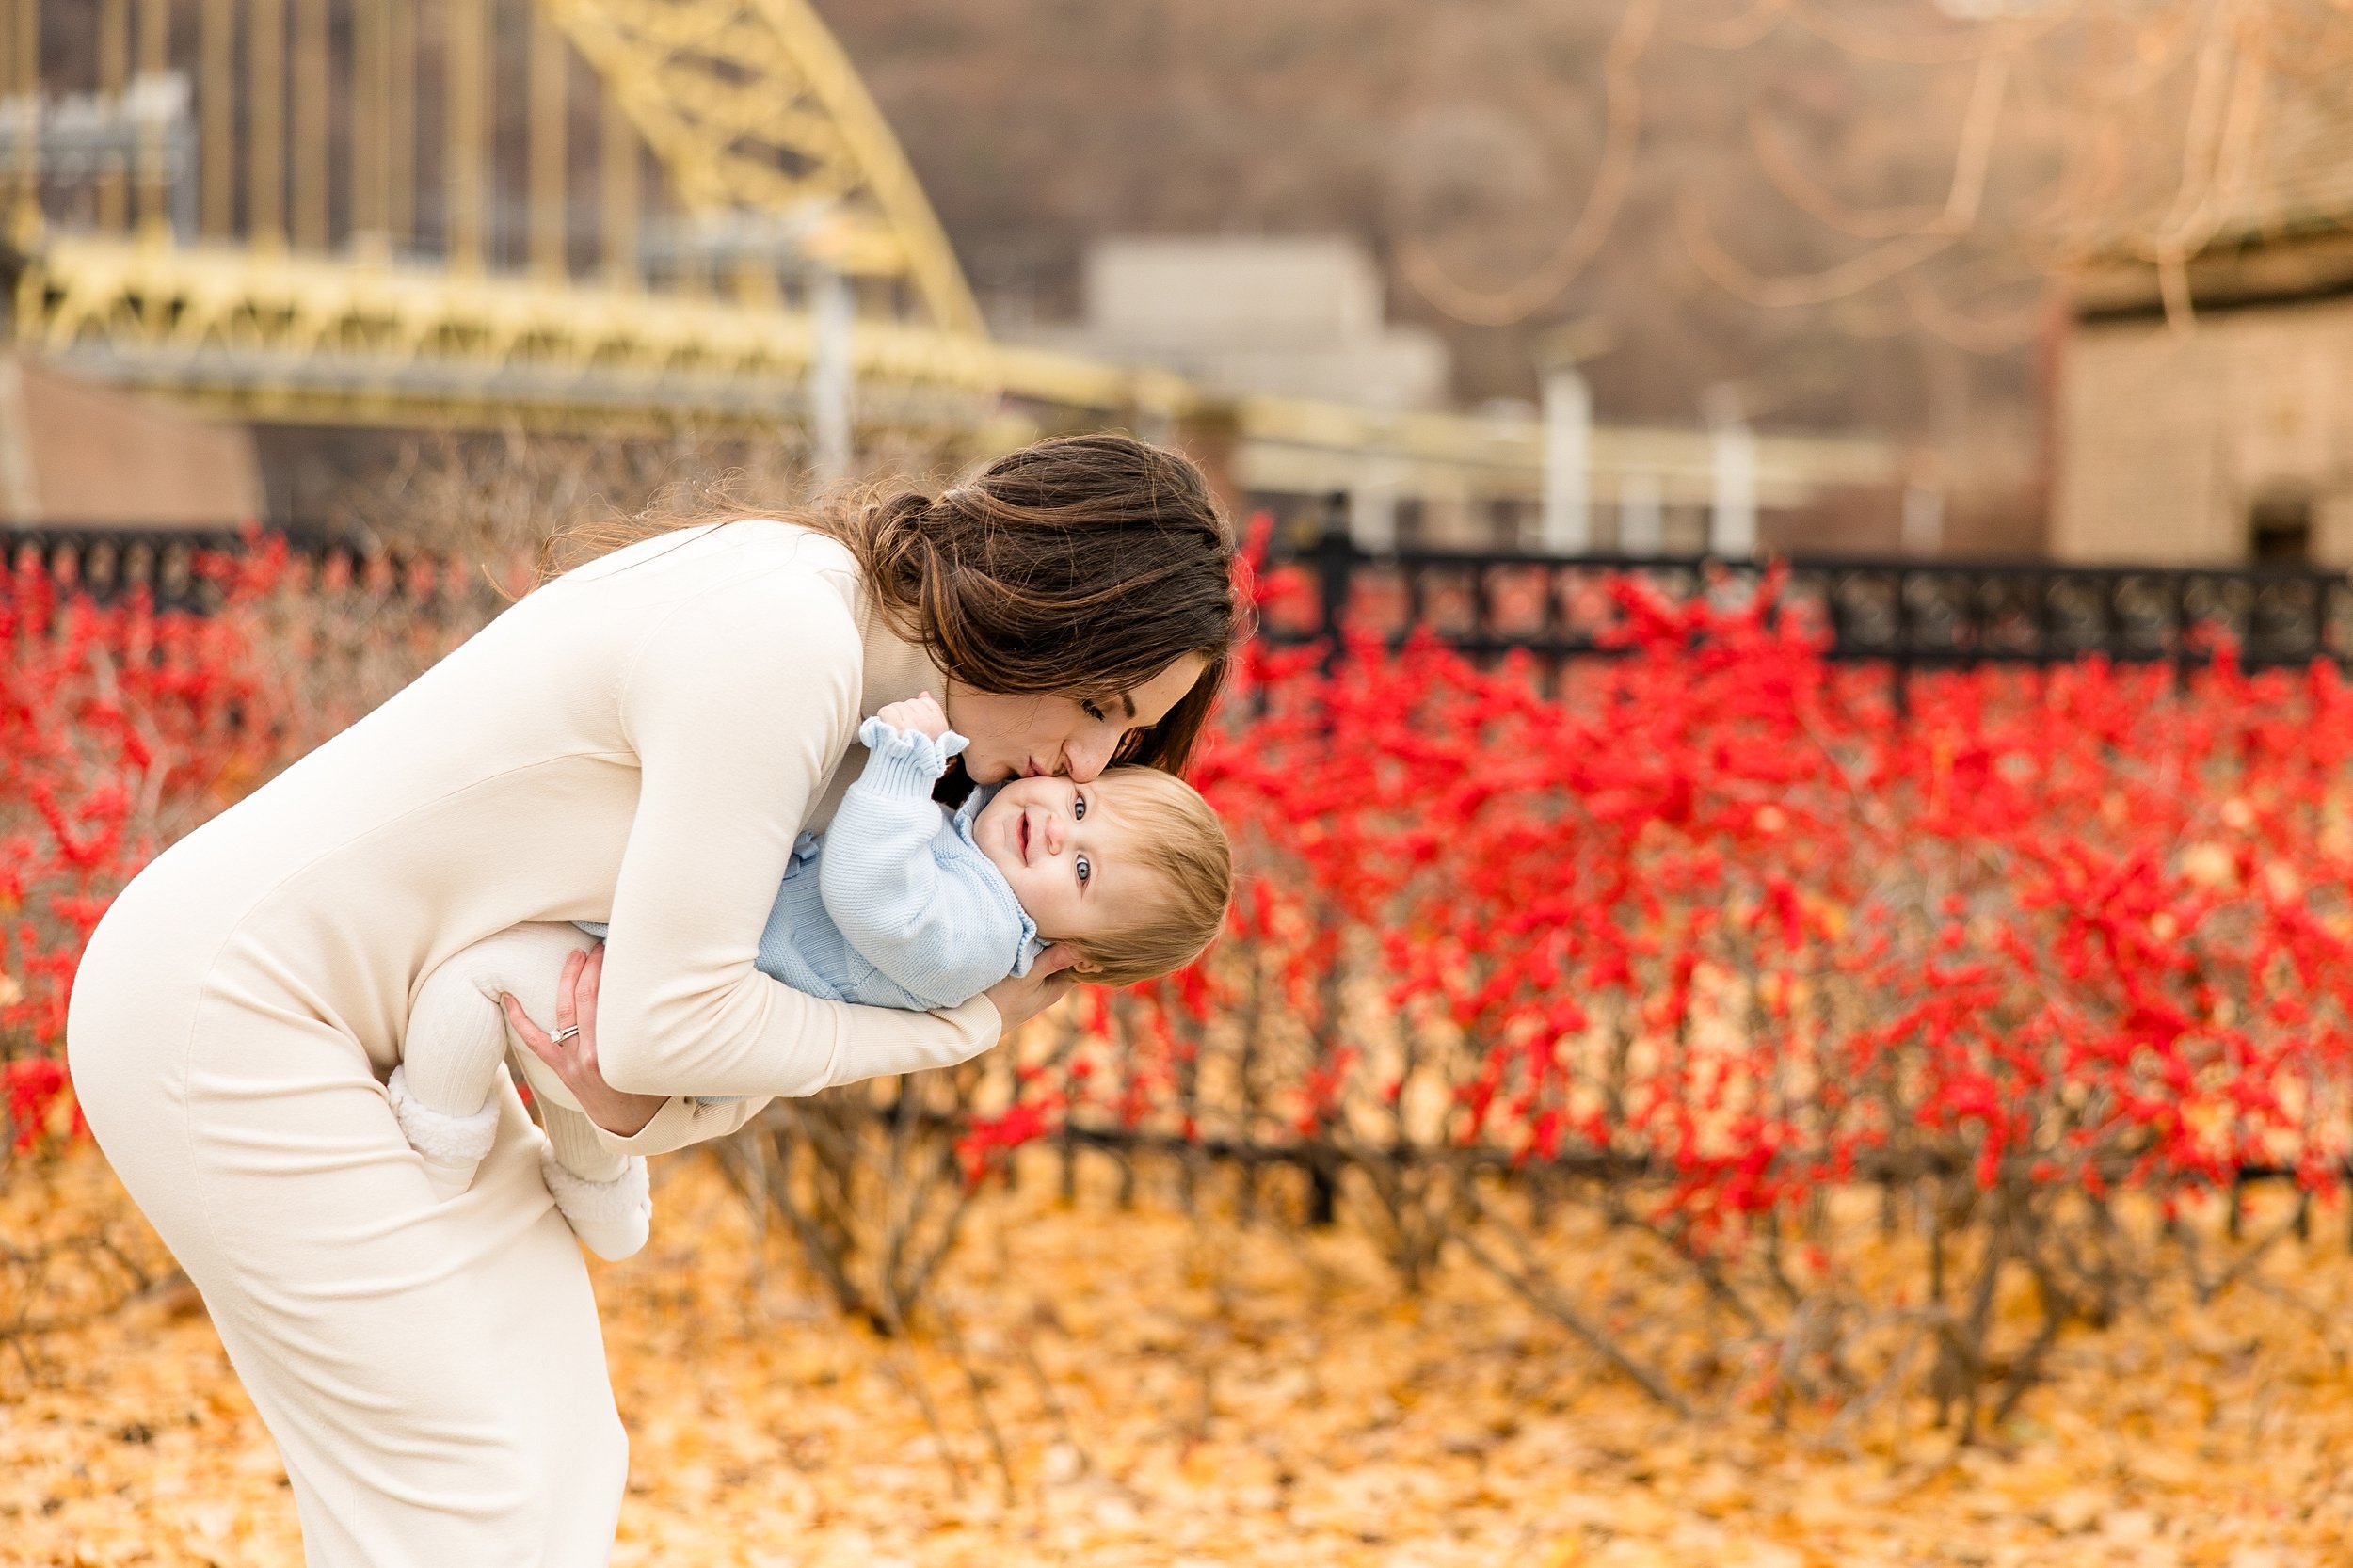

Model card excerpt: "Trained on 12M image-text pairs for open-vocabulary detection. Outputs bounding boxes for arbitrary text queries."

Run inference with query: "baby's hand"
[876,691,952,742]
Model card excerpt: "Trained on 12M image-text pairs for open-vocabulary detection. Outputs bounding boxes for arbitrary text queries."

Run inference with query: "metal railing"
[4,527,246,612]
[15,520,2353,680]
[0,526,440,614]
[1266,515,2353,682]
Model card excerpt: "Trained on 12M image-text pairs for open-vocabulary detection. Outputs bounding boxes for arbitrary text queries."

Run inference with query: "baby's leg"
[396,923,655,1256]
[392,922,597,1200]
[533,1100,652,1262]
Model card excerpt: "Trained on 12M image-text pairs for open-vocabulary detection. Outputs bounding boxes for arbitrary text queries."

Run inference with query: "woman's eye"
[1073,795,1087,821]
[1075,855,1092,885]
[1082,700,1109,722]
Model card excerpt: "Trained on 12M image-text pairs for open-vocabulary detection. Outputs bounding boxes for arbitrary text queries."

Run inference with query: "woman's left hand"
[981,942,1081,1036]
[502,945,667,1138]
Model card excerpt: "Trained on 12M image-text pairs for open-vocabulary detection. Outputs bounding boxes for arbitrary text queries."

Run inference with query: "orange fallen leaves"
[5,1144,2351,1567]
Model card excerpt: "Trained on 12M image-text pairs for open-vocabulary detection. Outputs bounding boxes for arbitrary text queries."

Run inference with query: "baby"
[385,693,1232,1258]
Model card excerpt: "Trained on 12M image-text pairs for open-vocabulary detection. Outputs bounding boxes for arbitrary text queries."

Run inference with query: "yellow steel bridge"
[1,0,1157,434]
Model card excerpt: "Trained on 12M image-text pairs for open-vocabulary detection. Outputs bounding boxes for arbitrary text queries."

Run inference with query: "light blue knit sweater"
[756,717,1044,1007]
[581,717,1041,1024]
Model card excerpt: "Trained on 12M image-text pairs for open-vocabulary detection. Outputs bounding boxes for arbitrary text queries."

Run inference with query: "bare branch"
[1899,270,2052,355]
[1939,56,2013,233]
[1453,1194,1694,1416]
[1397,0,1660,327]
[1681,198,1955,308]
[1787,0,2071,66]
[1668,0,1793,51]
[1686,48,2012,310]
[1750,108,1948,240]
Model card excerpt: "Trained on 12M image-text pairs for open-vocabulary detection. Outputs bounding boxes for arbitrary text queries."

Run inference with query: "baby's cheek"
[1021,882,1065,933]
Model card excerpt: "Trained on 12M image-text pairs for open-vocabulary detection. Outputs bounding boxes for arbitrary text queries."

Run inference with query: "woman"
[65,434,1239,1565]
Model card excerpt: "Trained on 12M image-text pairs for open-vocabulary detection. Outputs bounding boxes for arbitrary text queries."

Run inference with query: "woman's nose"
[1062,728,1115,784]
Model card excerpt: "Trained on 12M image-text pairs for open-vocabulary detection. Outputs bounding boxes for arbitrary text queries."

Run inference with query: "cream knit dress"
[65,522,1000,1565]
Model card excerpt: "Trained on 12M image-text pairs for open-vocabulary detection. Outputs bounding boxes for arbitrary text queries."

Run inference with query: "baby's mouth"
[1017,815,1032,862]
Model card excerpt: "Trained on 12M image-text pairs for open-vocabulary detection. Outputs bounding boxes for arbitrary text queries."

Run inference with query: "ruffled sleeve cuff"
[856,716,968,797]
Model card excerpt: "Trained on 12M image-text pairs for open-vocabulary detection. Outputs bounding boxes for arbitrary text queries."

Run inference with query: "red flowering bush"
[1,540,504,1152]
[1,541,283,1147]
[1183,575,2353,1208]
[965,545,2353,1427]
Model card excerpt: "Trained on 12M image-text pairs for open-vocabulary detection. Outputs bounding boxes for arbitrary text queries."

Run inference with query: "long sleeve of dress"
[591,564,1001,1100]
[818,719,1032,1011]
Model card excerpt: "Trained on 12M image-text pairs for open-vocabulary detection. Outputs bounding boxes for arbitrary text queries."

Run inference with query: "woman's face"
[946,653,1208,785]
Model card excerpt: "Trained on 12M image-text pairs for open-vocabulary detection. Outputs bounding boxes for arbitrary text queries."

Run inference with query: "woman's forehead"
[1128,653,1208,720]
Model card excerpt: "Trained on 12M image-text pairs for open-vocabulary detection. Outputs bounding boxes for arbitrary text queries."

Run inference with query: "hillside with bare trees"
[827,5,2014,469]
[827,0,2353,549]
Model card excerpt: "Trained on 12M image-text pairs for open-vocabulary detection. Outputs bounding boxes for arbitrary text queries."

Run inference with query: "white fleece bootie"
[537,1144,652,1262]
[386,1064,501,1201]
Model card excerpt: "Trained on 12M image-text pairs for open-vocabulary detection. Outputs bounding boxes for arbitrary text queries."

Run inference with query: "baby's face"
[971,772,1153,948]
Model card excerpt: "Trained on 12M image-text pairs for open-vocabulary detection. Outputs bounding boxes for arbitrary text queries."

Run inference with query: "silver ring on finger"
[551,1025,580,1044]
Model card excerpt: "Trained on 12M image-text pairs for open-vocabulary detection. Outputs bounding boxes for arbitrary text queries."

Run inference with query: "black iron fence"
[5,527,247,611]
[15,520,2353,680]
[1266,520,2353,681]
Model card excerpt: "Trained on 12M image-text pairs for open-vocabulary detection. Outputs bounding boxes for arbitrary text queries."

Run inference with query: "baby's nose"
[1040,808,1067,854]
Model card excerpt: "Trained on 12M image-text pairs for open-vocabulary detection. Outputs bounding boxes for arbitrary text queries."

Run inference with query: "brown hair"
[547,434,1242,774]
[1061,766,1233,986]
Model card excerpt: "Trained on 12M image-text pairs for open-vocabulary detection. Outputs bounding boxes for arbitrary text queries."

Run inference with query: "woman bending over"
[68,434,1240,1566]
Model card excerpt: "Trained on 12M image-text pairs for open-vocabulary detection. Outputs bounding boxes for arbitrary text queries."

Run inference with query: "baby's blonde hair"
[1065,767,1232,986]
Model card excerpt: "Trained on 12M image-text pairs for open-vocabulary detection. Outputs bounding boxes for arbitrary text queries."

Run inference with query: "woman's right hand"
[982,943,1080,1035]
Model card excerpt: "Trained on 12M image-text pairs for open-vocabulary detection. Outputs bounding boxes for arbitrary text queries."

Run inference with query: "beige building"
[2059,285,2353,566]
[1016,236,1454,413]
[2058,105,2353,566]
[0,356,262,529]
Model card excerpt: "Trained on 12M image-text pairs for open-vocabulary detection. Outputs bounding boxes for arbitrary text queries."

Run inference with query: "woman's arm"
[519,937,1079,1147]
[590,564,1006,1099]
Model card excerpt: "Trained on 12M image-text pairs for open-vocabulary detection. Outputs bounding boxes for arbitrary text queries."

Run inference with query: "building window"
[2249,488,2313,564]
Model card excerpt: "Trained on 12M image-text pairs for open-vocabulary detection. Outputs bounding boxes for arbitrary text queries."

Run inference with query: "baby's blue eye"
[1076,855,1092,885]
[1073,794,1087,821]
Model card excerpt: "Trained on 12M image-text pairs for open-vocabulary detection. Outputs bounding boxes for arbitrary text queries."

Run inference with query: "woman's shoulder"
[723,518,861,576]
[595,523,872,735]
[553,520,867,633]
[573,518,859,588]
[522,520,872,698]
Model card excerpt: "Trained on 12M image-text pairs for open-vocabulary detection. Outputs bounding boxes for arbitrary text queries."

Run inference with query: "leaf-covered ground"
[5,1145,2350,1567]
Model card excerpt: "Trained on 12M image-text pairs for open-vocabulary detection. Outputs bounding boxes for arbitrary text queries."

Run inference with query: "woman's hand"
[982,942,1081,1035]
[502,945,668,1139]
